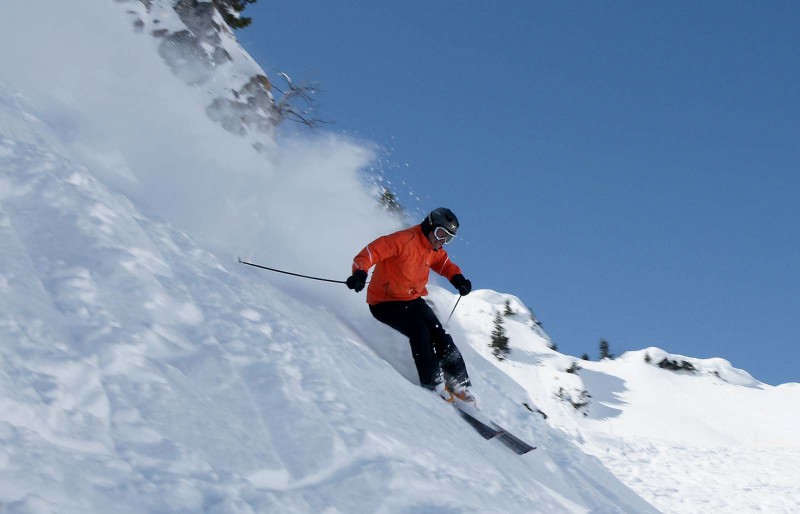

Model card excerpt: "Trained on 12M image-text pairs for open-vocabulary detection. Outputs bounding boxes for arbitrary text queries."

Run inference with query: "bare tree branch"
[271,71,331,129]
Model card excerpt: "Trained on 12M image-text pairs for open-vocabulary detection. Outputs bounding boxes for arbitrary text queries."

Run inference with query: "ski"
[456,407,504,440]
[491,422,537,455]
[450,401,537,454]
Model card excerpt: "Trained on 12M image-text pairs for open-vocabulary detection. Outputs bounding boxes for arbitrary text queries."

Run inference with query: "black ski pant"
[369,298,471,391]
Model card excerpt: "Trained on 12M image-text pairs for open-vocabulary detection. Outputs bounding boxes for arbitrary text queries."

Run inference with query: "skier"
[345,207,475,403]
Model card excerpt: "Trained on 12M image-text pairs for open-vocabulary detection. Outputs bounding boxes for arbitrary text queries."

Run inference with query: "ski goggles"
[433,226,456,244]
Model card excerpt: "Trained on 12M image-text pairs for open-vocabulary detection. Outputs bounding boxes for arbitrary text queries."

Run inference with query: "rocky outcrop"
[206,74,276,135]
[119,0,276,137]
[161,0,231,85]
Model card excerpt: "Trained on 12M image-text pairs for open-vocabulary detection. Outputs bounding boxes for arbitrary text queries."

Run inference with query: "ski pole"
[238,257,347,284]
[445,296,462,327]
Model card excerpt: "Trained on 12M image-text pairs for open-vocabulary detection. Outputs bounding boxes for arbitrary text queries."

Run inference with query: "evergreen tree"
[599,339,613,360]
[379,187,404,215]
[490,312,511,360]
[581,353,590,361]
[503,299,514,316]
[213,0,258,29]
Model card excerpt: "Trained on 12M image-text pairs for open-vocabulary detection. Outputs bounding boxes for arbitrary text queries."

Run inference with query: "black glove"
[450,274,472,296]
[346,270,368,292]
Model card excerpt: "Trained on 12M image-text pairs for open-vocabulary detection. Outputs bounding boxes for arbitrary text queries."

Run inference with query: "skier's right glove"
[346,270,368,292]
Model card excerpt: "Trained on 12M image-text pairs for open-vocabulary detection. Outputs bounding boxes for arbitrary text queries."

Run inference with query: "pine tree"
[503,299,514,316]
[379,187,404,215]
[599,339,613,360]
[490,312,511,360]
[581,353,590,361]
[213,0,258,29]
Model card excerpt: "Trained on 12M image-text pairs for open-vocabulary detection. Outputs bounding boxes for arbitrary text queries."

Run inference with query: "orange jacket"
[352,225,462,305]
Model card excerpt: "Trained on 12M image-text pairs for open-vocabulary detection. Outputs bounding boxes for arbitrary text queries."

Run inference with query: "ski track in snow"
[581,439,800,514]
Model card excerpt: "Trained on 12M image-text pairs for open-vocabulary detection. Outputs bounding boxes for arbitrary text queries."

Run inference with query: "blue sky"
[240,2,799,385]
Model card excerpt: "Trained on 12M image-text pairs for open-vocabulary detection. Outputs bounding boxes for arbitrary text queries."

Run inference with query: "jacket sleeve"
[352,231,406,273]
[430,249,462,281]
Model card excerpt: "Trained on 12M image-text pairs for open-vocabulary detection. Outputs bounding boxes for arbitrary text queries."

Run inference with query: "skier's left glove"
[450,274,472,296]
[346,270,368,292]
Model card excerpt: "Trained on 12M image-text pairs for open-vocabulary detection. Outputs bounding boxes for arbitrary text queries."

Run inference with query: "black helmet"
[422,207,459,236]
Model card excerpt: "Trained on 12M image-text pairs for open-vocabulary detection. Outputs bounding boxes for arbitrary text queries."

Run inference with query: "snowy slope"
[446,291,800,513]
[0,1,658,513]
[1,104,649,512]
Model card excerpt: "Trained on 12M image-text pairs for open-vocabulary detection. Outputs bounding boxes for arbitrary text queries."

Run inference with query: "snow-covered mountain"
[448,290,800,513]
[1,2,798,513]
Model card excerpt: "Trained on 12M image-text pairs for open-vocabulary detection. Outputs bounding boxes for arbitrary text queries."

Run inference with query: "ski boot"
[444,380,476,406]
